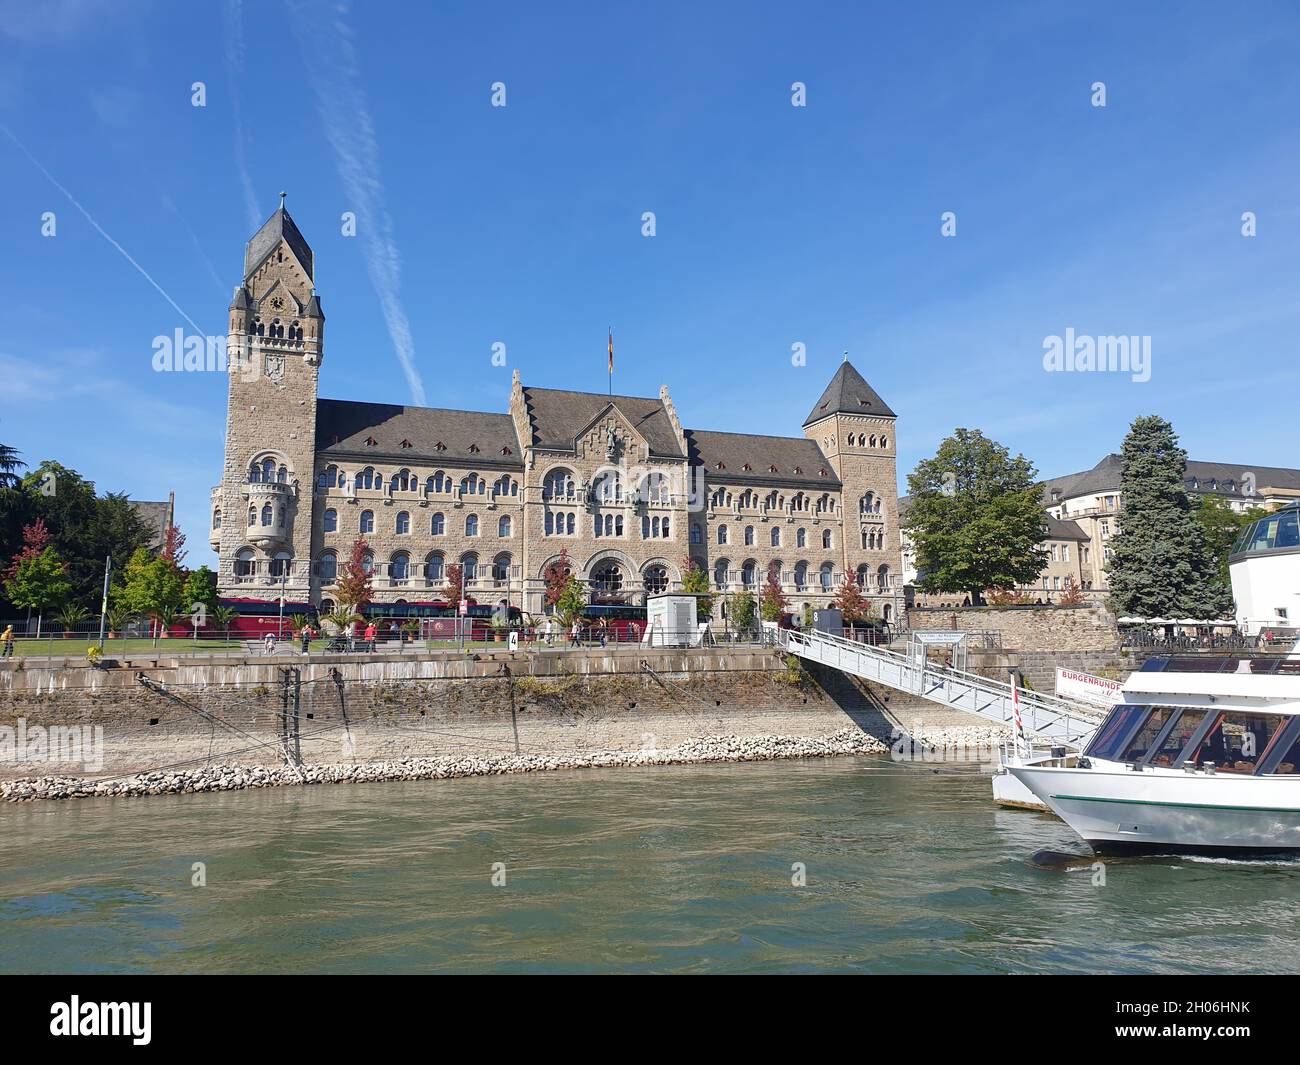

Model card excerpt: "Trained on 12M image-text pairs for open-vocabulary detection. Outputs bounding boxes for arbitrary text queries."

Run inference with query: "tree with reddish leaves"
[543,548,573,612]
[335,537,373,616]
[832,573,871,623]
[1059,574,1086,607]
[160,523,187,572]
[760,561,787,621]
[442,563,465,607]
[4,518,52,584]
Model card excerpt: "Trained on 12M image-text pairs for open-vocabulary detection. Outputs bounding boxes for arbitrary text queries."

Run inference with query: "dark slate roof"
[685,430,841,488]
[244,205,314,281]
[131,500,171,550]
[521,387,685,458]
[1044,516,1088,541]
[803,360,896,425]
[315,399,523,467]
[1042,454,1300,504]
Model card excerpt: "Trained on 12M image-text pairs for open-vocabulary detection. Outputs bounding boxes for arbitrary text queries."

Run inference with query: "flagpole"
[608,326,613,396]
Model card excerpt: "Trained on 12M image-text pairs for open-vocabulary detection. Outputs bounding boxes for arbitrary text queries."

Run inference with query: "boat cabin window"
[1084,705,1151,762]
[1117,707,1178,763]
[1142,707,1214,767]
[1256,716,1300,776]
[1182,711,1284,773]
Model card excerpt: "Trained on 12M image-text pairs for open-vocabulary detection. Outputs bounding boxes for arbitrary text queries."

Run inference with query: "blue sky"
[2,0,1298,559]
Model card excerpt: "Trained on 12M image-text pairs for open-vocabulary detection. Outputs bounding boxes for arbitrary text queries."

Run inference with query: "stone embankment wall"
[0,647,988,784]
[907,604,1120,653]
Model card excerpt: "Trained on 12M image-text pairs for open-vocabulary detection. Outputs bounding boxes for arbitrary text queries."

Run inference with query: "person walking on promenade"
[263,631,276,655]
[300,623,313,654]
[543,616,554,646]
[597,617,608,647]
[569,620,581,648]
[1,624,13,658]
[363,622,377,653]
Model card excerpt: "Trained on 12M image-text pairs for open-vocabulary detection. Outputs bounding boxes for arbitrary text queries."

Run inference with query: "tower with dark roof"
[802,360,901,606]
[213,198,325,594]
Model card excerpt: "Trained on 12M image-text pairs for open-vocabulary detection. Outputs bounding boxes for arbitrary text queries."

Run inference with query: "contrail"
[222,0,261,231]
[1,123,205,336]
[286,0,428,406]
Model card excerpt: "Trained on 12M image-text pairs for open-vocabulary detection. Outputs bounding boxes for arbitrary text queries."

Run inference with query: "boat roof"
[1121,669,1300,715]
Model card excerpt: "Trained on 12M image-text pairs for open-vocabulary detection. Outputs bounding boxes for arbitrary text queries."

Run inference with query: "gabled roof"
[803,360,896,426]
[685,430,840,488]
[244,204,314,282]
[316,399,523,466]
[1043,516,1088,541]
[520,387,685,457]
[1041,454,1300,505]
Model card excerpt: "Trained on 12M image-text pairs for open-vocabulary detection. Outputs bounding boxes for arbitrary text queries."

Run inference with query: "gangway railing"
[774,627,1104,747]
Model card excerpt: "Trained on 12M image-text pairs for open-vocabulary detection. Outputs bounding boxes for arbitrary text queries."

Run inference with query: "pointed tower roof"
[803,359,896,426]
[243,194,314,281]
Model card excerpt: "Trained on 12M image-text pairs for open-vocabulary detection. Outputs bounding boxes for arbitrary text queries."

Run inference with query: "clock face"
[270,296,284,310]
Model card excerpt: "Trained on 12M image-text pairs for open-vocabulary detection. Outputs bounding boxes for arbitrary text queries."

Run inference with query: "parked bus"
[359,600,523,641]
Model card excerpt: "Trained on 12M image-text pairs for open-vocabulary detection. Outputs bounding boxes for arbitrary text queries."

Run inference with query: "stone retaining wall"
[907,604,1120,652]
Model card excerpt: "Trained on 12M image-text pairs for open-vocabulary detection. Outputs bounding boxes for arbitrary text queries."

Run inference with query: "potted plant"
[401,619,420,643]
[54,602,91,639]
[106,605,135,640]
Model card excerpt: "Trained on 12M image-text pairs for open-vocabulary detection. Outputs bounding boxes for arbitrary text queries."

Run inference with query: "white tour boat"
[1008,655,1300,855]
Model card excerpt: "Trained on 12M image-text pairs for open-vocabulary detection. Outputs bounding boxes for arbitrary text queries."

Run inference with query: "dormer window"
[818,468,828,477]
[793,466,803,475]
[434,441,446,451]
[468,443,480,453]
[858,399,870,407]
[501,446,513,456]
[365,436,377,446]
[742,463,752,472]
[769,465,778,474]
[400,439,413,449]
[715,461,726,470]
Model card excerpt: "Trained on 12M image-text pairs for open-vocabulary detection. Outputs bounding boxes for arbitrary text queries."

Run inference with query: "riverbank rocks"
[0,725,1007,804]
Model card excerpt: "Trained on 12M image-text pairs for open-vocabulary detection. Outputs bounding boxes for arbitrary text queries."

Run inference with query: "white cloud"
[286,0,428,406]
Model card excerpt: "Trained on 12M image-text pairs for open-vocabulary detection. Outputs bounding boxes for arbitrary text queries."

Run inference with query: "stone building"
[210,206,903,622]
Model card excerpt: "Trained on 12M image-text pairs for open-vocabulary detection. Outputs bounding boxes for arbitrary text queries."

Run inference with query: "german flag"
[608,327,614,375]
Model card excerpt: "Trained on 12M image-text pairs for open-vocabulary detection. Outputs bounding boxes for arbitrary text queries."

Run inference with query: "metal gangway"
[775,627,1104,747]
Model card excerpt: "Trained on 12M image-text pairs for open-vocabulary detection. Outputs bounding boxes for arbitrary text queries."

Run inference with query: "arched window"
[275,506,284,527]
[492,476,516,498]
[770,527,780,547]
[395,511,410,534]
[432,471,449,493]
[247,506,256,526]
[465,514,479,536]
[819,563,834,590]
[741,560,757,589]
[212,509,221,530]
[822,529,832,549]
[360,510,374,533]
[425,553,444,582]
[796,528,807,549]
[460,473,486,496]
[390,553,409,581]
[594,469,622,503]
[498,515,512,537]
[856,564,869,588]
[718,524,729,545]
[881,436,888,449]
[545,511,555,536]
[462,553,479,581]
[565,513,575,535]
[319,552,337,582]
[690,522,702,545]
[260,503,273,526]
[269,551,292,577]
[651,516,661,537]
[234,548,254,577]
[660,518,669,538]
[744,526,755,546]
[645,565,668,594]
[323,464,340,488]
[876,564,891,592]
[358,467,377,490]
[714,559,730,588]
[592,561,623,595]
[794,561,808,591]
[429,512,445,536]
[323,508,337,533]
[543,468,575,501]
[492,554,511,582]
[361,551,374,575]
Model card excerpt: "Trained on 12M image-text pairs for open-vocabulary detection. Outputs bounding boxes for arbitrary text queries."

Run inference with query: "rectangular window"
[1258,716,1300,775]
[1084,705,1151,762]
[1183,711,1286,773]
[1142,706,1213,767]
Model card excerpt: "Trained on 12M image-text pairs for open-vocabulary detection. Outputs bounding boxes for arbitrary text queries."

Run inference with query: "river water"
[1,757,1296,974]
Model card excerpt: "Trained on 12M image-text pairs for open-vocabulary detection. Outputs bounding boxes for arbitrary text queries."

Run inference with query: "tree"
[1107,416,1232,618]
[555,574,587,627]
[335,537,374,615]
[161,523,187,570]
[542,549,573,611]
[182,566,219,618]
[760,562,787,621]
[832,574,871,622]
[729,590,756,632]
[1058,574,1086,607]
[118,547,183,638]
[680,556,714,616]
[441,562,465,607]
[0,439,23,489]
[903,428,1048,603]
[4,544,72,636]
[1196,495,1270,589]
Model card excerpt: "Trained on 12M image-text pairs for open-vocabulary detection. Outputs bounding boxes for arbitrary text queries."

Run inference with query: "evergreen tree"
[1107,416,1232,618]
[903,429,1048,602]
[0,439,23,489]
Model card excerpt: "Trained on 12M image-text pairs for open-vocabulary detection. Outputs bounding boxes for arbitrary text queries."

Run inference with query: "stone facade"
[211,206,903,621]
[907,603,1121,652]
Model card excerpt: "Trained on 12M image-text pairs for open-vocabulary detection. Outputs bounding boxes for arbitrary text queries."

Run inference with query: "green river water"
[1,757,1296,974]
